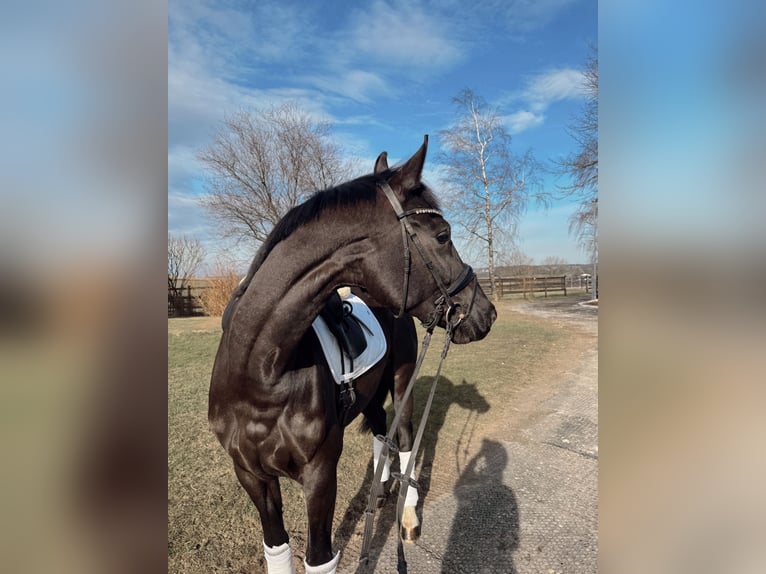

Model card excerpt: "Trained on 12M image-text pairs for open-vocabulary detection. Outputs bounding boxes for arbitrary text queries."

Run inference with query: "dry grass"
[168,298,583,573]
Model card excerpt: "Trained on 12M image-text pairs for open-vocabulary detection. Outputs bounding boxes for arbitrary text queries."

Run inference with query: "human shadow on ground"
[413,376,490,504]
[441,438,519,573]
[332,376,490,573]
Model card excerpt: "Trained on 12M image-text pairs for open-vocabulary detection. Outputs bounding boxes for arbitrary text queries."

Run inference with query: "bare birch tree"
[558,47,598,261]
[439,88,546,301]
[198,102,353,245]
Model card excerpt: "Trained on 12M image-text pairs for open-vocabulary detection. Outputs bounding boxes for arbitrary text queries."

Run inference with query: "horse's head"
[368,136,496,344]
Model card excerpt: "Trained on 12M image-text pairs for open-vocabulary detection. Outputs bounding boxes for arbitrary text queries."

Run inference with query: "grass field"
[168,297,579,573]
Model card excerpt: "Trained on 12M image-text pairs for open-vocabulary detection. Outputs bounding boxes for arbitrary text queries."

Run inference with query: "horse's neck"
[230,221,371,383]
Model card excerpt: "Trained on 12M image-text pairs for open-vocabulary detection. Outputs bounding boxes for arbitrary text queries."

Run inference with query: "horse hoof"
[400,506,420,542]
[400,523,420,542]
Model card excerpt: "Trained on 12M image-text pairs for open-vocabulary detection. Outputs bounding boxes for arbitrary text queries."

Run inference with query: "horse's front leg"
[302,434,342,573]
[232,462,294,574]
[393,357,420,542]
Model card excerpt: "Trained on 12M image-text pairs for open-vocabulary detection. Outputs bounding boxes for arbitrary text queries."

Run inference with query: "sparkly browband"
[398,208,443,220]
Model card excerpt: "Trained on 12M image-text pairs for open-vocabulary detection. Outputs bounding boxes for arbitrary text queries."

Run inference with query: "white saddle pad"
[311,293,387,384]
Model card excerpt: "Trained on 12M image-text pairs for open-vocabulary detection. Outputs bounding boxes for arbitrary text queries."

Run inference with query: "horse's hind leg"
[233,463,294,574]
[301,437,342,573]
[365,364,393,507]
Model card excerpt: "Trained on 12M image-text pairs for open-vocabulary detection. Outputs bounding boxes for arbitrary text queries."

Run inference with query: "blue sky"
[168,0,597,272]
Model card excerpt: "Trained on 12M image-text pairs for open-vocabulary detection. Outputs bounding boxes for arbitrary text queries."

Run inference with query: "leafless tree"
[558,47,598,262]
[198,102,353,245]
[541,255,569,276]
[167,234,205,299]
[504,249,535,276]
[439,88,547,300]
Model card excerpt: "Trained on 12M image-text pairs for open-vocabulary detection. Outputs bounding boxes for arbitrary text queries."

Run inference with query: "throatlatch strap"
[398,221,410,318]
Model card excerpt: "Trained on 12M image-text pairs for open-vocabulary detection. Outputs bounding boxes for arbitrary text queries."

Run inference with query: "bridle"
[379,182,476,329]
[359,182,479,566]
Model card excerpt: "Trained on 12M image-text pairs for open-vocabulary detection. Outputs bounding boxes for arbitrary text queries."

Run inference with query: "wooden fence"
[168,285,207,317]
[169,274,585,317]
[477,275,567,298]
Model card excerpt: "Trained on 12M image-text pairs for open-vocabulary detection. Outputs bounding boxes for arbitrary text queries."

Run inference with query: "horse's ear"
[374,151,389,174]
[389,135,428,198]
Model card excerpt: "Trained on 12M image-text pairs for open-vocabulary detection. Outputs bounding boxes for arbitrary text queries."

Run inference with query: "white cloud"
[304,69,393,103]
[168,145,204,186]
[348,0,464,70]
[169,0,315,71]
[505,110,545,134]
[167,190,209,235]
[501,67,586,133]
[488,0,579,36]
[524,68,587,111]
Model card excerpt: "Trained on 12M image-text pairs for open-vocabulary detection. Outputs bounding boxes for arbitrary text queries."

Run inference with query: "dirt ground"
[513,294,598,334]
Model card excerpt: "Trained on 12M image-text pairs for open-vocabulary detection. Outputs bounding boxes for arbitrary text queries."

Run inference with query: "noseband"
[380,182,476,329]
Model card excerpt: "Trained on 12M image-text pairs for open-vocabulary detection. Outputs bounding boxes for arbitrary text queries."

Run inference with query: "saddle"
[312,290,387,414]
[318,291,367,361]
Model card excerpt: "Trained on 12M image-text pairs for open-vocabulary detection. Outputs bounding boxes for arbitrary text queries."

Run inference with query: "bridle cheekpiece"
[379,182,476,330]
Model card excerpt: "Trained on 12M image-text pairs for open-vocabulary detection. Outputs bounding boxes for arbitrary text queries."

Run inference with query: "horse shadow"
[442,438,519,573]
[332,376,490,572]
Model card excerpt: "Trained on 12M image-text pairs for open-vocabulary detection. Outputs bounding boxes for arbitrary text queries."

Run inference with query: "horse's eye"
[437,230,450,244]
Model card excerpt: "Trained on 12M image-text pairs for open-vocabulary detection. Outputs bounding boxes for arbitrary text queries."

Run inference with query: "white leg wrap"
[398,451,419,507]
[262,541,294,574]
[304,551,340,574]
[372,436,391,482]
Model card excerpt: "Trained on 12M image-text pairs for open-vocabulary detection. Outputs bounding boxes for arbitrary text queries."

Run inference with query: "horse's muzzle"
[443,278,496,344]
[450,299,496,343]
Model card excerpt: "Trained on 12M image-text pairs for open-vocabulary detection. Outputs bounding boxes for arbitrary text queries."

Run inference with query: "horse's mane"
[221,167,440,329]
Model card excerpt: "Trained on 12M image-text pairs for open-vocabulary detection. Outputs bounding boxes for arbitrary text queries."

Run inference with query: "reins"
[359,311,458,566]
[358,182,476,566]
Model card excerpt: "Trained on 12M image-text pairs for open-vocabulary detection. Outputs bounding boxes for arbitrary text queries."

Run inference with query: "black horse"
[209,136,496,573]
